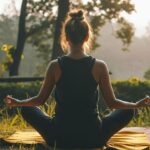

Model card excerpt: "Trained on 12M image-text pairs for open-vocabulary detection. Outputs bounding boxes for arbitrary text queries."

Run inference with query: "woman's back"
[53,55,102,148]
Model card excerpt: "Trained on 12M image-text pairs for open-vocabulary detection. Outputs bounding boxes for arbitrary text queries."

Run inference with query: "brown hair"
[60,9,93,53]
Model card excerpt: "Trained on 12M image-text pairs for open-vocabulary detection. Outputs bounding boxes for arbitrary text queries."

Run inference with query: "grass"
[0,101,150,150]
[0,98,56,150]
[129,107,150,127]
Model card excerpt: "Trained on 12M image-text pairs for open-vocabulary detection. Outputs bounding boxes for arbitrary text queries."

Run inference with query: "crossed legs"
[101,109,135,146]
[20,107,135,148]
[21,106,56,146]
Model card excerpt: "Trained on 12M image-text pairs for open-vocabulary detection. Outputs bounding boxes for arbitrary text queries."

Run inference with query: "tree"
[6,0,135,76]
[26,0,57,74]
[82,0,134,50]
[29,0,135,74]
[51,0,69,59]
[0,8,19,76]
[9,0,27,76]
[144,68,150,80]
[1,0,57,76]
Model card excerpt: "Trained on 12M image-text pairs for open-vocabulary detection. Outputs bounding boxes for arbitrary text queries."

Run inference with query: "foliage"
[26,0,57,74]
[0,44,24,77]
[0,15,18,44]
[112,77,150,102]
[25,0,135,74]
[129,107,150,127]
[0,82,41,102]
[97,77,150,112]
[81,0,135,49]
[0,0,135,76]
[0,108,27,136]
[1,77,150,109]
[0,14,18,76]
[1,44,15,68]
[0,63,5,77]
[144,68,150,80]
[115,17,134,51]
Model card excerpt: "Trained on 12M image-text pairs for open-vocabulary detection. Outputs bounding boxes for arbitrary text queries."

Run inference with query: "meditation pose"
[4,9,150,149]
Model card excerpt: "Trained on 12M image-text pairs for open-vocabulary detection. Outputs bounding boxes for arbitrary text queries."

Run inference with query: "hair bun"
[69,10,84,21]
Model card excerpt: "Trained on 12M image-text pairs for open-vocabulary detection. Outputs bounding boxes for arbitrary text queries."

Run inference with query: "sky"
[123,0,150,37]
[0,0,150,37]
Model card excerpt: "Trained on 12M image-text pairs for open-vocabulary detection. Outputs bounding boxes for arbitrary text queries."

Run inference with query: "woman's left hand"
[4,95,19,107]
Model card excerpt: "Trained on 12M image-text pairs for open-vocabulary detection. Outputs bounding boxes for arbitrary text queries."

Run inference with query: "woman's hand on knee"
[135,95,150,108]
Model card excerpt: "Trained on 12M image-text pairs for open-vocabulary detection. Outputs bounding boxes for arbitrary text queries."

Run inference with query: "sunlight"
[82,0,150,37]
[0,0,150,36]
[122,0,150,36]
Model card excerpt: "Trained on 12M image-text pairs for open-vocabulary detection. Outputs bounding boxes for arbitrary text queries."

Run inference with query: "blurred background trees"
[144,69,150,80]
[0,0,135,76]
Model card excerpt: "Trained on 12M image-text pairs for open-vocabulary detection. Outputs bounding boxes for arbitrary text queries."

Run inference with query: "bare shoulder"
[95,59,107,66]
[95,59,108,72]
[46,59,59,73]
[49,59,59,65]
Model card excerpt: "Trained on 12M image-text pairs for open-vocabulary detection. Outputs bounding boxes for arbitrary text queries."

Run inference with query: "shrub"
[0,77,150,111]
[0,82,41,103]
[112,77,150,102]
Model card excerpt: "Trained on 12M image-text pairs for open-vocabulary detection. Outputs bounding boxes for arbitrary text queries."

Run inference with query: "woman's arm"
[97,60,150,109]
[4,60,57,107]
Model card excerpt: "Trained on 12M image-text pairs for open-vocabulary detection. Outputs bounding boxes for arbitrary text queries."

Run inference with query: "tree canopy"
[1,0,135,76]
[28,0,135,55]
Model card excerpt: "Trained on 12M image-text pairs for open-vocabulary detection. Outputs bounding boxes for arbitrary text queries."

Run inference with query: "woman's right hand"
[4,95,18,107]
[135,95,150,108]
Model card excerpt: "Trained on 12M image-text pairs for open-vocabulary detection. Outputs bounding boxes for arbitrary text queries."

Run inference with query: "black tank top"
[54,55,99,120]
[53,55,102,148]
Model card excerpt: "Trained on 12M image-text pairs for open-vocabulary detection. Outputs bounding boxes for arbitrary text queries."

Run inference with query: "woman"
[4,9,150,149]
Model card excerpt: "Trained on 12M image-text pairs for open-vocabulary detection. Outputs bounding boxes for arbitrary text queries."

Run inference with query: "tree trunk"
[51,0,70,59]
[9,0,27,76]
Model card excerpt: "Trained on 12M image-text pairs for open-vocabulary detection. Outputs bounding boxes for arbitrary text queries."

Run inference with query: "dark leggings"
[21,106,135,148]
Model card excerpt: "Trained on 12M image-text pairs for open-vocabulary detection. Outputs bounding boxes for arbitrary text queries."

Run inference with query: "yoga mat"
[1,127,150,150]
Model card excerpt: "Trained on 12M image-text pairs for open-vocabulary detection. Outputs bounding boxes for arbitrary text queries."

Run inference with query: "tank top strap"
[89,56,96,71]
[57,56,65,72]
[57,55,95,72]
